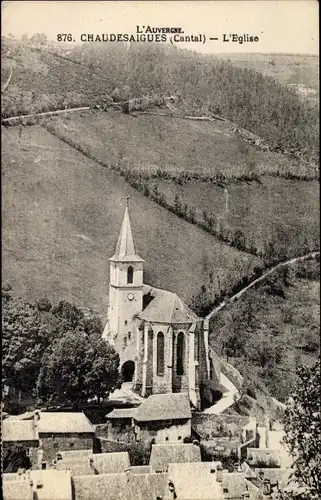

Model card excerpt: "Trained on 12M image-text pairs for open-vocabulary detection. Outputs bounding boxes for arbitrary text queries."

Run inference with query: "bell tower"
[103,198,144,362]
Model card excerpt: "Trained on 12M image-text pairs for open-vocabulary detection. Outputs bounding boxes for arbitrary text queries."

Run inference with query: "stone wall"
[95,422,136,444]
[135,419,191,444]
[39,433,94,463]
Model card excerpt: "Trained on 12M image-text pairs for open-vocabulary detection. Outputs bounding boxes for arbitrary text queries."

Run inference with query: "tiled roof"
[129,465,153,474]
[109,205,144,262]
[56,451,130,476]
[140,285,198,323]
[150,443,201,472]
[106,408,137,419]
[167,462,224,499]
[3,470,72,500]
[92,452,130,474]
[73,472,168,500]
[2,479,33,500]
[222,471,247,499]
[135,392,191,422]
[5,411,35,421]
[254,468,292,489]
[2,419,38,442]
[37,412,95,434]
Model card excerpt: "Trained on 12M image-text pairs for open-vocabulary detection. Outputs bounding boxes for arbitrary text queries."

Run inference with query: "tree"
[282,360,321,499]
[37,332,120,405]
[3,443,31,473]
[30,33,47,45]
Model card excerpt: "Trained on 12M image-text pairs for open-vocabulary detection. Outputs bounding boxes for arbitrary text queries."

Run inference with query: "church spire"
[110,198,144,262]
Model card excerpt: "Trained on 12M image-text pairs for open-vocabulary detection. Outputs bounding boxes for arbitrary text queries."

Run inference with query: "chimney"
[216,465,223,483]
[258,470,264,481]
[168,480,176,500]
[263,478,271,496]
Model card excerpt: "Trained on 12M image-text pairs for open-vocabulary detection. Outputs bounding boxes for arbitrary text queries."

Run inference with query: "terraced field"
[43,110,319,258]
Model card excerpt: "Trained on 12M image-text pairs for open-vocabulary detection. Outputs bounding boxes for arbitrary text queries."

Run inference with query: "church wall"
[171,326,190,393]
[145,328,154,396]
[151,323,172,394]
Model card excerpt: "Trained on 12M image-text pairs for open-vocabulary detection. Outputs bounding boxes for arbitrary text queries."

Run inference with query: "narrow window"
[157,332,165,376]
[176,332,185,375]
[127,266,134,284]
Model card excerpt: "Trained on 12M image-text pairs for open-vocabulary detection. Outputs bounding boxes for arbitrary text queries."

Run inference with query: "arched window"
[176,332,185,375]
[157,332,165,376]
[127,266,134,284]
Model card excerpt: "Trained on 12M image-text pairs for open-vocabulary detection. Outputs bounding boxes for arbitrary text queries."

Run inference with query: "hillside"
[42,110,319,262]
[215,53,319,102]
[209,258,320,402]
[1,38,319,165]
[2,124,260,316]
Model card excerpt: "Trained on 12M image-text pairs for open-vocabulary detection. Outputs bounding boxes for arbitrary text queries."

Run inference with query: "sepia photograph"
[1,1,320,499]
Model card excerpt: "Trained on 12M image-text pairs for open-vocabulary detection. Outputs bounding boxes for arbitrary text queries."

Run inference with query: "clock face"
[127,293,134,301]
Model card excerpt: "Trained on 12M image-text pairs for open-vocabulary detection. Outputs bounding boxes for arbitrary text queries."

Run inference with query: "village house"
[3,411,95,465]
[105,392,192,444]
[102,202,221,409]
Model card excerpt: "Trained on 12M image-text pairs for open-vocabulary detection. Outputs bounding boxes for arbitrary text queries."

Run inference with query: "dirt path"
[1,106,90,123]
[1,63,12,93]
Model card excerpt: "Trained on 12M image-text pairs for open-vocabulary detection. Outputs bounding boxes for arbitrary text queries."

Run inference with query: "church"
[102,201,221,409]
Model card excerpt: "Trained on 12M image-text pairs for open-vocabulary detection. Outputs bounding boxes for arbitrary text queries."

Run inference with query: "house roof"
[109,205,144,262]
[222,472,247,499]
[5,411,35,421]
[73,472,168,500]
[92,452,130,474]
[2,419,39,442]
[135,392,191,422]
[3,470,72,500]
[129,465,153,474]
[140,285,198,324]
[37,412,95,434]
[106,408,137,419]
[167,462,224,499]
[150,443,201,471]
[55,451,130,476]
[254,468,292,489]
[2,479,33,500]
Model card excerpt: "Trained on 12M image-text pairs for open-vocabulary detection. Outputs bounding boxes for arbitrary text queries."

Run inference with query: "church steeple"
[110,198,144,262]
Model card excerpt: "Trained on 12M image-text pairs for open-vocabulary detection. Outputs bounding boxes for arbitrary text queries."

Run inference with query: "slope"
[2,125,260,316]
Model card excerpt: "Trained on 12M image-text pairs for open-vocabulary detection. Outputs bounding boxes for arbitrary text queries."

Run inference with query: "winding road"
[205,251,320,323]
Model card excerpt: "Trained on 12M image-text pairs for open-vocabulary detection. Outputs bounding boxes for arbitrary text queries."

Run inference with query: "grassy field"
[209,259,320,401]
[42,111,319,258]
[147,177,320,256]
[44,110,315,181]
[2,125,260,316]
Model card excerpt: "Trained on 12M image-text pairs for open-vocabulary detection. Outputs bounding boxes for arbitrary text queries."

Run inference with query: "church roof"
[109,204,144,262]
[140,285,198,324]
[135,393,191,422]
